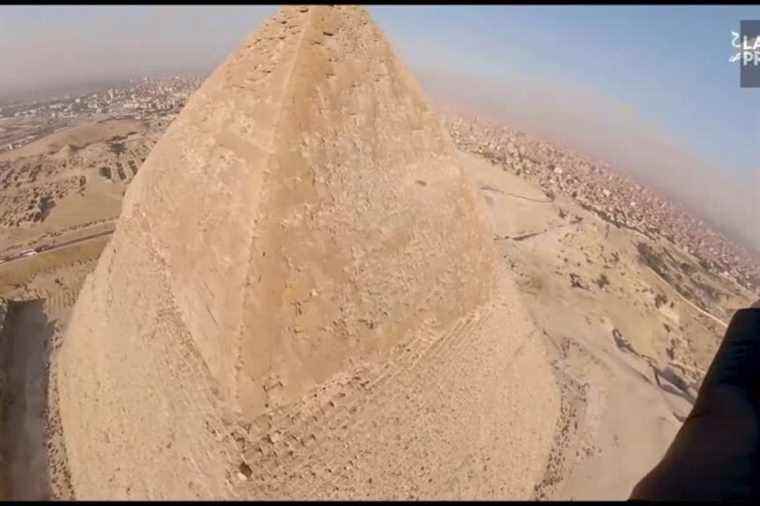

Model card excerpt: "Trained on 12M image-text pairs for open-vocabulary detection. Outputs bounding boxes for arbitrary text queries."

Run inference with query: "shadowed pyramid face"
[56,5,496,498]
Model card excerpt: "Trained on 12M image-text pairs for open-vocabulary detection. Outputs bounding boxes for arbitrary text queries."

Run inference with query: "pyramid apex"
[56,4,497,498]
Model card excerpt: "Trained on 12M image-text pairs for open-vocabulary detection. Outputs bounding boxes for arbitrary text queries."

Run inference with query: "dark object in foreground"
[630,305,760,500]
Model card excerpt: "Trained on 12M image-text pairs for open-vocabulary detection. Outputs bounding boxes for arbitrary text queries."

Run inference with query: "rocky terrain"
[0,116,70,154]
[0,118,168,261]
[0,116,164,501]
[0,4,757,502]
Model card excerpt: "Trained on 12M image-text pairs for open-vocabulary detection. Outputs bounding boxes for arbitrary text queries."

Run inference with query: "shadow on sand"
[0,299,55,500]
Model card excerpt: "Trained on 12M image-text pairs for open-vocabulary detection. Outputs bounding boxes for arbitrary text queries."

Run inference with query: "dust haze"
[0,5,277,102]
[417,67,760,252]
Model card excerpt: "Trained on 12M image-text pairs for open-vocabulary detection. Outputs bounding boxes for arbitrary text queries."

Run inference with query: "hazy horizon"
[2,4,758,251]
[417,67,760,251]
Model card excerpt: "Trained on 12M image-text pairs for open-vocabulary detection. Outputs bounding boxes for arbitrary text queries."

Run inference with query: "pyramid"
[55,6,558,500]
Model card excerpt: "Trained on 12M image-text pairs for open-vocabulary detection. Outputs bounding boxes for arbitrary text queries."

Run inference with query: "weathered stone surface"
[57,5,499,499]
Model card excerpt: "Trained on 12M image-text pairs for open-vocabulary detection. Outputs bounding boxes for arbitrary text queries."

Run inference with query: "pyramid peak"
[56,5,496,499]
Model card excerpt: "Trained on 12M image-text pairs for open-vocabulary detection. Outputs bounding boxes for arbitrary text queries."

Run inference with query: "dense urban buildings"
[445,115,760,291]
[0,75,202,152]
[2,73,757,292]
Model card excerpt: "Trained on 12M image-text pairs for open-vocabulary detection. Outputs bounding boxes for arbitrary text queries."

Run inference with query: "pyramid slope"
[53,6,554,500]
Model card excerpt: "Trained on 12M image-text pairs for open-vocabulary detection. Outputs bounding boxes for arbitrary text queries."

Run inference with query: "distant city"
[446,116,760,291]
[0,74,205,152]
[1,71,758,293]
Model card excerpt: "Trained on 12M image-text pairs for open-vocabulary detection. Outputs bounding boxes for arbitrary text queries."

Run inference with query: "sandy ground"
[0,117,156,259]
[460,151,753,499]
[0,119,144,162]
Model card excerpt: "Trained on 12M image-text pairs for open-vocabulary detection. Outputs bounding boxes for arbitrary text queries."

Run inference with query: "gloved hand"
[630,306,760,500]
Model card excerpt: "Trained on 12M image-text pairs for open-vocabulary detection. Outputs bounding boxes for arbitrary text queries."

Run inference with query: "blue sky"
[3,4,754,171]
[370,5,760,175]
[0,5,758,244]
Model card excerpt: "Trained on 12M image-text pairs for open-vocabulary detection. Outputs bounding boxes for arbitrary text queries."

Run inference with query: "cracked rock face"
[56,5,497,499]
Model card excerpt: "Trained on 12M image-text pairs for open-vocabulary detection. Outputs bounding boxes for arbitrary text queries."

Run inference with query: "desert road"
[0,228,115,266]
